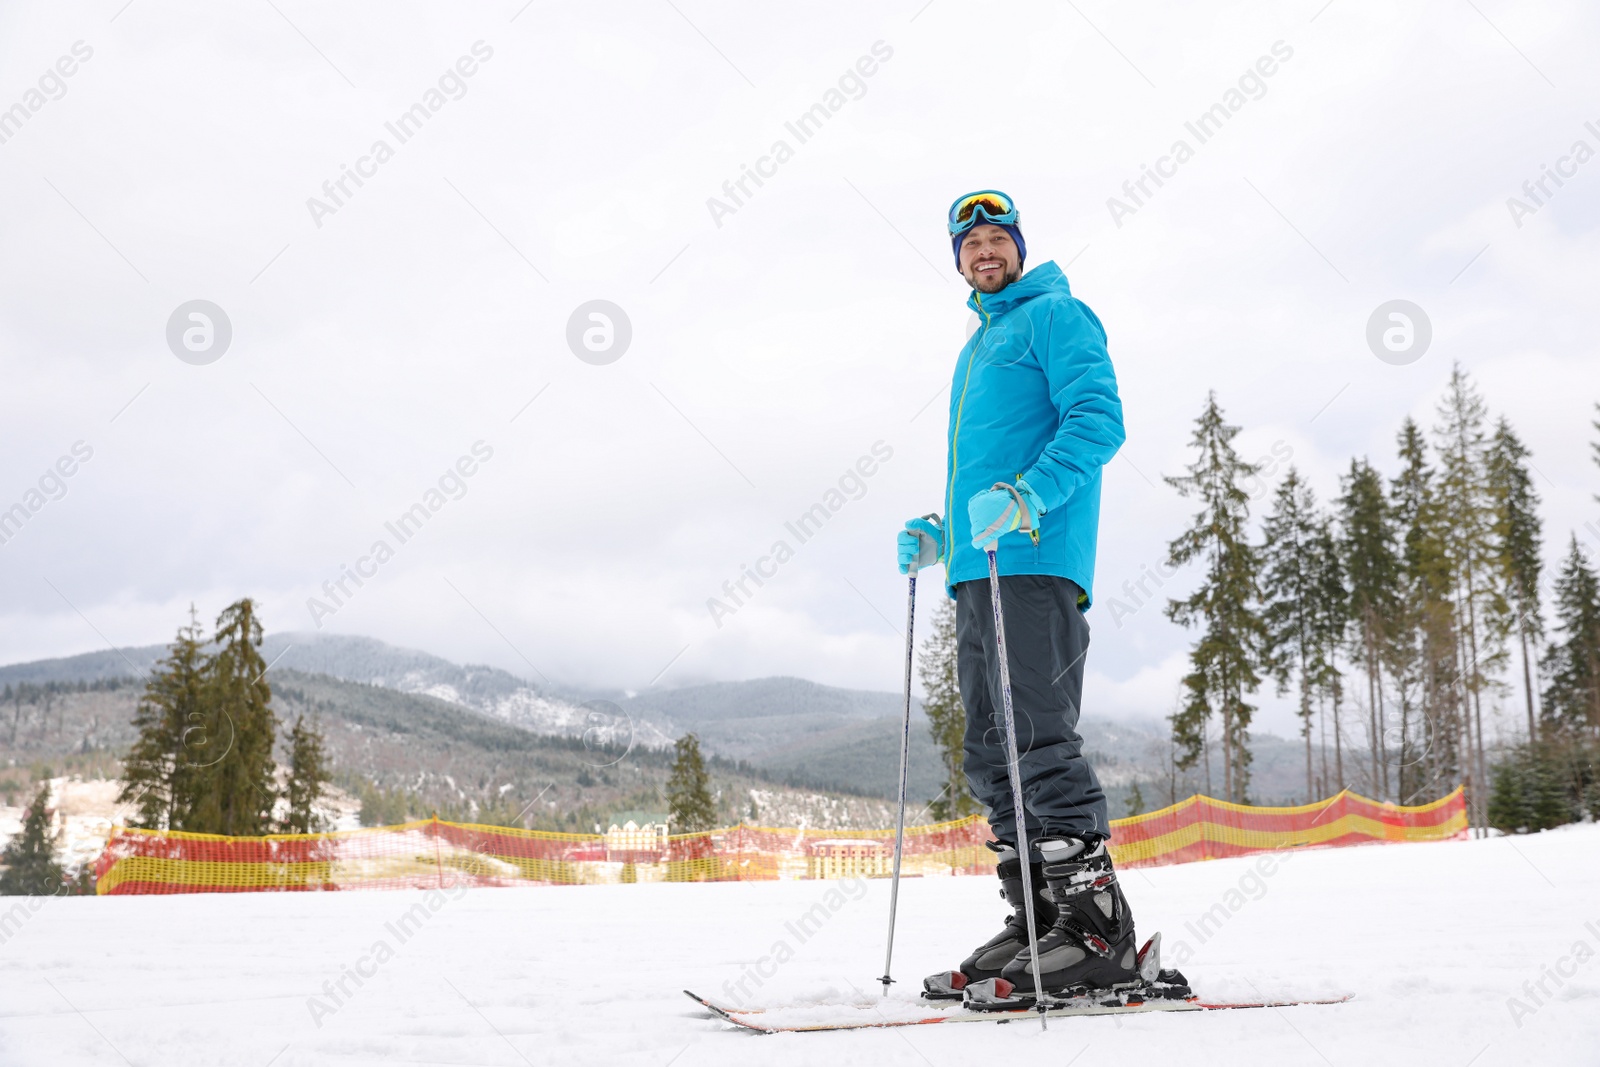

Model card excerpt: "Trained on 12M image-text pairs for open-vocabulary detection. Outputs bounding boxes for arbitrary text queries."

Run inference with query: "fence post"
[432,813,444,890]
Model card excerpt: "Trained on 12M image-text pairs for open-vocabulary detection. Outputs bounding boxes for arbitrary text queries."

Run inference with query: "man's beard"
[967,263,1022,293]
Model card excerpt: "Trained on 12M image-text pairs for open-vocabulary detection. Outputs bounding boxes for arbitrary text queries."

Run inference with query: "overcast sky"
[1,1,1596,741]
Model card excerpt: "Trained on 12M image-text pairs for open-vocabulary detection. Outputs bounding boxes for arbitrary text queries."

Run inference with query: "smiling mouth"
[975,260,1003,275]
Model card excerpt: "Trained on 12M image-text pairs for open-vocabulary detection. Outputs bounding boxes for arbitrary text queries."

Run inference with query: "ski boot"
[963,932,1193,1012]
[994,836,1138,1000]
[922,842,1056,1000]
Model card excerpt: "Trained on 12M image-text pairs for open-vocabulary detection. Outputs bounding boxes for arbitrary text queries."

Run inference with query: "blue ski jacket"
[943,261,1124,606]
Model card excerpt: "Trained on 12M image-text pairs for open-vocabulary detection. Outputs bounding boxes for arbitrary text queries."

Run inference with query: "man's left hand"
[968,480,1045,551]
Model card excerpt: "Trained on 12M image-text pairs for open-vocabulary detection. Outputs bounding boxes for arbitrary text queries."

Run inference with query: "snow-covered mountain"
[0,633,1327,805]
[255,633,677,753]
[0,632,674,755]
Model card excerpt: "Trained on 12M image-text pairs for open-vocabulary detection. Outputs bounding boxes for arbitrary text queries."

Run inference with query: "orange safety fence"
[1106,786,1468,868]
[93,787,1467,895]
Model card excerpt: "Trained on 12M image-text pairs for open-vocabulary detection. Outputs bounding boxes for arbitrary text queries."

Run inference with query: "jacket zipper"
[1017,473,1040,547]
[947,295,990,550]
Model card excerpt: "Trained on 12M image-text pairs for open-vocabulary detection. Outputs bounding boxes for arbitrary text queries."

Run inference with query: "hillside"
[273,670,900,831]
[0,670,899,835]
[0,633,661,754]
[2,633,1334,829]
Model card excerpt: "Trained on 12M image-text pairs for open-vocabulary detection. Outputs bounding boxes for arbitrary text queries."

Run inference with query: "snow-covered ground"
[1,825,1596,1065]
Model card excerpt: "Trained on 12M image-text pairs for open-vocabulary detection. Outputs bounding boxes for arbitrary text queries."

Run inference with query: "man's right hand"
[897,515,942,574]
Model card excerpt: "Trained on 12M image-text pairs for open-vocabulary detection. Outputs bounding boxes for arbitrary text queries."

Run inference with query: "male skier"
[897,190,1134,999]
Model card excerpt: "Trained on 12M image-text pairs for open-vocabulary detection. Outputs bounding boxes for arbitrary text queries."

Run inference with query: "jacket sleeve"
[1020,298,1125,513]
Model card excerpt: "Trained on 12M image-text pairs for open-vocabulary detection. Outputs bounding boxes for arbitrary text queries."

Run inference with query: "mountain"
[0,636,951,800]
[617,676,945,798]
[0,668,907,833]
[262,632,676,751]
[1,633,1333,815]
[621,676,906,727]
[0,632,664,755]
[269,670,898,831]
[0,645,168,686]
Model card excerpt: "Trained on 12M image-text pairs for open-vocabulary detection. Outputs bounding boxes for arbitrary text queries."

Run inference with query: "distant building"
[806,838,890,880]
[604,811,669,863]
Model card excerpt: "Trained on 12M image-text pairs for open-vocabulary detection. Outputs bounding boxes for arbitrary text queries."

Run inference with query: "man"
[897,190,1133,998]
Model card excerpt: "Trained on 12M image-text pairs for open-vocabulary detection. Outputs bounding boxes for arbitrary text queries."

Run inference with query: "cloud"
[2,1,1596,747]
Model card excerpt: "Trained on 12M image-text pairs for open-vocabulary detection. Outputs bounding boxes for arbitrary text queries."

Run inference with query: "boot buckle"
[1058,916,1113,958]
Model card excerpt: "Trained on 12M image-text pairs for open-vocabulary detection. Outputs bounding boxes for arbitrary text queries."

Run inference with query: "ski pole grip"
[989,482,1033,535]
[908,513,940,576]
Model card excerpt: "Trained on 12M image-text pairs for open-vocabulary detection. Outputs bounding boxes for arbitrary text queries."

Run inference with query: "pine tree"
[185,599,278,836]
[1488,417,1544,743]
[666,733,716,832]
[1339,458,1402,800]
[1541,537,1600,740]
[1307,513,1349,794]
[358,782,414,827]
[918,596,976,821]
[1487,749,1535,833]
[280,715,331,834]
[1486,751,1531,832]
[1126,779,1147,817]
[1489,744,1576,833]
[118,608,208,830]
[1530,746,1576,828]
[0,784,65,895]
[1433,365,1508,830]
[1164,393,1266,803]
[1549,735,1600,823]
[1388,420,1462,804]
[1258,468,1323,801]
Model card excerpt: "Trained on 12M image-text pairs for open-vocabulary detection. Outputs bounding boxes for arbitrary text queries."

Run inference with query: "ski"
[682,987,1353,1033]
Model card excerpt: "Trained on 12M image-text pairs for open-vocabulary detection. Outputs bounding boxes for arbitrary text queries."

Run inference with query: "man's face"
[958,224,1021,294]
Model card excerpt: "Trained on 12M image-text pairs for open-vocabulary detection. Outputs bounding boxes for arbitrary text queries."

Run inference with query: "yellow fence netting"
[94,787,1467,895]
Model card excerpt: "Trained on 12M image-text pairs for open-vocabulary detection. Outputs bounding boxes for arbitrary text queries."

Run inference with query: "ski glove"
[897,515,942,574]
[967,480,1045,551]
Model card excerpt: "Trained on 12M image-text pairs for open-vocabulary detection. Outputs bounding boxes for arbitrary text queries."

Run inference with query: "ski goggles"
[947,190,1018,236]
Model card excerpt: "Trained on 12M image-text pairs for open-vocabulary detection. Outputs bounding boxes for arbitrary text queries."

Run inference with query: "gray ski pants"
[955,573,1109,848]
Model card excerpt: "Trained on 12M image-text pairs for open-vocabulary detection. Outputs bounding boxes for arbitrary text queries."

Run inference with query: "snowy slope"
[2,825,1596,1065]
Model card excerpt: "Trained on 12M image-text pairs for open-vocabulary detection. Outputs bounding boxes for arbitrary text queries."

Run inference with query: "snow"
[380,669,676,753]
[2,825,1597,1065]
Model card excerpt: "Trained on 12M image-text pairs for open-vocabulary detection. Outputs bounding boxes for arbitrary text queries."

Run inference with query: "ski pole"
[880,518,936,996]
[983,486,1050,1028]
